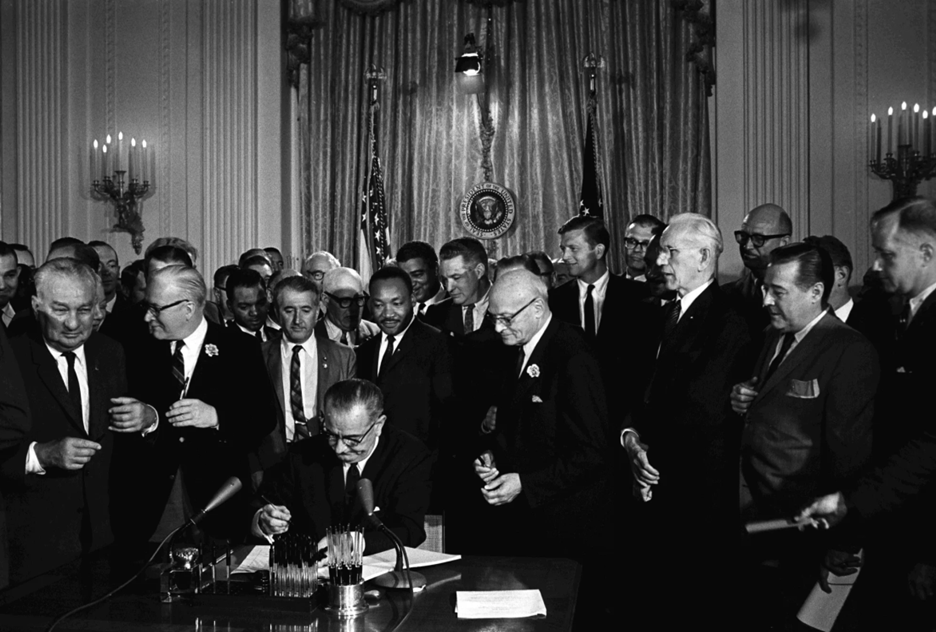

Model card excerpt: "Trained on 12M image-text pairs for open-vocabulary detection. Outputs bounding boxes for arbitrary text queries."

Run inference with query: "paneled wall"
[0,0,289,277]
[713,0,936,282]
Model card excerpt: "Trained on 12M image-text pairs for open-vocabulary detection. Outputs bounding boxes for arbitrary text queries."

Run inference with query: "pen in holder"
[269,532,319,599]
[325,525,367,617]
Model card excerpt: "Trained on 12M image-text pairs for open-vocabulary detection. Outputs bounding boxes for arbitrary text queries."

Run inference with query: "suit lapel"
[265,341,287,418]
[380,320,418,377]
[188,322,220,398]
[31,336,86,435]
[447,301,464,336]
[512,319,556,406]
[315,338,334,418]
[906,290,936,341]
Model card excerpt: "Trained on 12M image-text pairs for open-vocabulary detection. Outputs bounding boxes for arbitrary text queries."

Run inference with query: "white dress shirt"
[519,314,552,376]
[175,317,209,390]
[105,294,117,314]
[908,280,936,324]
[376,315,415,374]
[26,343,90,475]
[833,298,854,324]
[236,322,267,342]
[577,270,610,333]
[462,287,491,334]
[2,303,15,327]
[280,336,319,442]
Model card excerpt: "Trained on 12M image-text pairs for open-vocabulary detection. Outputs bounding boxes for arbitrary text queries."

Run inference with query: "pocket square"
[787,378,820,399]
[896,366,908,374]
[531,395,543,403]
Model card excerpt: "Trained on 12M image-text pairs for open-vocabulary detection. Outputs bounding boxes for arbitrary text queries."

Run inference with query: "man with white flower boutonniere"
[475,269,610,627]
[121,264,277,550]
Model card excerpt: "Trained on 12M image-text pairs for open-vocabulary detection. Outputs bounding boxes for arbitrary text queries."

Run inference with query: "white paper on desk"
[361,547,461,582]
[455,589,547,619]
[796,555,863,632]
[232,545,270,574]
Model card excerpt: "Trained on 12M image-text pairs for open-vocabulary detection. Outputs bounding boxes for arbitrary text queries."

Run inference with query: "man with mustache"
[254,275,355,486]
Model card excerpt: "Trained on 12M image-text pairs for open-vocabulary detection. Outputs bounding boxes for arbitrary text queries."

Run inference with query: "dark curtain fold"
[298,0,710,271]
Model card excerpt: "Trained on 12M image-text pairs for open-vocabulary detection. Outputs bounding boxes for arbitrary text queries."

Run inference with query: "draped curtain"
[296,0,710,271]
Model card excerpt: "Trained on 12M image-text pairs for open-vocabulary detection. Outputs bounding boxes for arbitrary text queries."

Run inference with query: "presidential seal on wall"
[459,182,516,240]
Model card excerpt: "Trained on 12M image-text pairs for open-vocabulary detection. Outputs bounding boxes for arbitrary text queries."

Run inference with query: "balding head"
[488,270,550,347]
[302,251,340,291]
[738,203,793,276]
[322,267,367,332]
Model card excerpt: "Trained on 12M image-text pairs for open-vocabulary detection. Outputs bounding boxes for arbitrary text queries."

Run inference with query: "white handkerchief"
[455,589,547,619]
[531,395,543,403]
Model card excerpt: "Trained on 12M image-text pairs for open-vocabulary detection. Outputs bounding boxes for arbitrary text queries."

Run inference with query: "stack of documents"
[455,589,547,619]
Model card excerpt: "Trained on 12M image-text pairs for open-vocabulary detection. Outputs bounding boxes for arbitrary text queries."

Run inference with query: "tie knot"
[63,351,76,365]
[292,345,303,356]
[387,335,396,344]
[587,284,595,294]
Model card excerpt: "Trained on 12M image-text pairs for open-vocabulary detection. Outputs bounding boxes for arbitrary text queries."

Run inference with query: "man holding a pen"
[123,264,276,546]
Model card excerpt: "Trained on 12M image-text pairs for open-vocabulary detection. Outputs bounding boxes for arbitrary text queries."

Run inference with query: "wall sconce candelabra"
[868,101,936,200]
[90,132,155,253]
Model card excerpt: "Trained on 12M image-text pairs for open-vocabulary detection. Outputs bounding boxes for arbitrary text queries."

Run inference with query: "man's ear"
[812,282,824,303]
[698,247,711,271]
[473,262,486,280]
[594,243,607,260]
[920,242,934,264]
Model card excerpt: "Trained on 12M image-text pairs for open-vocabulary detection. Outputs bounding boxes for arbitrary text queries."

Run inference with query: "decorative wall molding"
[854,0,870,267]
[201,0,258,274]
[104,0,115,134]
[159,0,171,238]
[741,0,811,238]
[14,0,69,252]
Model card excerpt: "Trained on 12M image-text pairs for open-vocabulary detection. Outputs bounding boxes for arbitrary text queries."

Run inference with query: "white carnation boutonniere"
[526,364,540,378]
[204,343,219,358]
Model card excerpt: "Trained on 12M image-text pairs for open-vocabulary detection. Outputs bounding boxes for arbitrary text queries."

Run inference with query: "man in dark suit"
[357,267,455,449]
[474,269,608,558]
[549,216,647,422]
[255,379,432,555]
[731,242,878,626]
[722,203,792,344]
[395,241,446,318]
[0,242,22,330]
[621,214,754,627]
[126,264,277,544]
[423,238,491,337]
[89,240,130,317]
[1,259,154,584]
[226,267,279,343]
[255,276,355,486]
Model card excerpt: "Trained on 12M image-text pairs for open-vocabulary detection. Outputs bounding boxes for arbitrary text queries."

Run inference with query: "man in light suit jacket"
[2,259,154,584]
[254,276,355,487]
[254,379,432,555]
[731,242,878,627]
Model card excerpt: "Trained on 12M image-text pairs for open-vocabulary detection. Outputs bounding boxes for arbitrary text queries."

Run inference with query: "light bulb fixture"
[455,33,484,94]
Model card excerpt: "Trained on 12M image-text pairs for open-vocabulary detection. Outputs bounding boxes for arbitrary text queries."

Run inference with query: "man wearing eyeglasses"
[315,267,379,348]
[122,264,276,545]
[301,251,340,293]
[723,203,792,342]
[253,379,432,555]
[623,214,665,282]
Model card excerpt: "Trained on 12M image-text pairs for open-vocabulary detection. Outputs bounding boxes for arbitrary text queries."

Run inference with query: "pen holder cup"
[327,582,368,617]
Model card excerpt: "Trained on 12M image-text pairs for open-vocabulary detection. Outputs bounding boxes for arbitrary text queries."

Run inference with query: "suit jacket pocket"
[786,378,819,399]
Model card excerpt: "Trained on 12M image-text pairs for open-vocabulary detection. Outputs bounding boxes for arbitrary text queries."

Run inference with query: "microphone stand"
[372,523,426,591]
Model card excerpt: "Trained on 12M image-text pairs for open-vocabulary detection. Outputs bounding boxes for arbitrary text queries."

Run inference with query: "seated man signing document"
[252,379,432,554]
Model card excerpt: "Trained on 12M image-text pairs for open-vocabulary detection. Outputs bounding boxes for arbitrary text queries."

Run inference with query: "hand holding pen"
[259,494,292,536]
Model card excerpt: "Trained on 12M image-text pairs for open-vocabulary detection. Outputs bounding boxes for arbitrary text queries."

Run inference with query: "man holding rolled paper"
[253,378,433,555]
[731,241,878,626]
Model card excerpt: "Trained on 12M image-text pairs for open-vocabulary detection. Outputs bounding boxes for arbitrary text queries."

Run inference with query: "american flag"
[578,94,604,219]
[358,101,391,283]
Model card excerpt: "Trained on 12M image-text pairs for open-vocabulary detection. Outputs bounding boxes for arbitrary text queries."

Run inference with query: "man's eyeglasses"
[307,270,326,281]
[325,292,368,309]
[320,420,378,447]
[488,297,537,327]
[624,237,652,250]
[734,231,790,249]
[144,299,190,318]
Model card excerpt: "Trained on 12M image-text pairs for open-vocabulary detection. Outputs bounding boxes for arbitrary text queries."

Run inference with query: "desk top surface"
[0,550,581,632]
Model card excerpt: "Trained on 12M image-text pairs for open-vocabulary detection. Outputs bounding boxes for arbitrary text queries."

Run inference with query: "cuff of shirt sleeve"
[620,428,639,448]
[251,508,274,543]
[141,406,159,436]
[25,442,47,475]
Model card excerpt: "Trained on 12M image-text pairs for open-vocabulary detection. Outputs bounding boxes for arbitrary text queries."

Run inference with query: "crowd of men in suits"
[1,196,936,630]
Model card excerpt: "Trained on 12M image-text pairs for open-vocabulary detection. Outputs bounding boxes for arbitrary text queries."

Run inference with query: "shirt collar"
[909,280,936,320]
[45,341,87,366]
[834,298,855,323]
[577,270,610,297]
[522,313,553,363]
[343,435,380,475]
[791,308,828,343]
[281,333,317,356]
[178,316,209,353]
[678,278,714,317]
[105,294,117,313]
[424,285,447,308]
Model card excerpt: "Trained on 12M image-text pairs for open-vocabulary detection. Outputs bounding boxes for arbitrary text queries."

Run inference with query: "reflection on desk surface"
[0,547,580,632]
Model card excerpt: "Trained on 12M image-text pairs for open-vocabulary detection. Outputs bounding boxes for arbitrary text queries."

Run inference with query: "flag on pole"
[358,101,391,284]
[578,94,604,218]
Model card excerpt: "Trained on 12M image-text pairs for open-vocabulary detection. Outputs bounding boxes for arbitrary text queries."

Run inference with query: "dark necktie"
[63,351,83,428]
[418,303,426,316]
[345,463,361,510]
[171,341,186,394]
[379,335,396,378]
[764,333,795,382]
[256,329,263,341]
[290,345,310,441]
[584,284,596,339]
[515,347,526,378]
[340,330,349,346]
[662,300,682,341]
[464,304,475,333]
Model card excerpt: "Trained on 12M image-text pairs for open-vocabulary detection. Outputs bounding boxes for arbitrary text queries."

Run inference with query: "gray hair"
[667,212,724,256]
[324,379,384,422]
[34,257,98,299]
[151,264,207,307]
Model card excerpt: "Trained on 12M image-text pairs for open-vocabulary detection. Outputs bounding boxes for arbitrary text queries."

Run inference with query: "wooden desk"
[0,550,580,631]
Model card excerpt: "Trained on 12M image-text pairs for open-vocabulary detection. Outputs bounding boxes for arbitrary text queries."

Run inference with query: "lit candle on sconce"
[870,114,881,164]
[914,104,921,150]
[116,132,124,172]
[923,110,930,157]
[129,138,137,181]
[888,107,894,155]
[102,143,109,177]
[141,140,148,183]
[900,102,908,145]
[91,140,99,182]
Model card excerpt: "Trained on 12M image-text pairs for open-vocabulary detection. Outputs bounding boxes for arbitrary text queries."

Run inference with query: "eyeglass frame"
[324,291,368,309]
[320,418,379,448]
[624,237,653,250]
[488,297,538,327]
[307,270,327,281]
[143,298,191,318]
[734,230,790,249]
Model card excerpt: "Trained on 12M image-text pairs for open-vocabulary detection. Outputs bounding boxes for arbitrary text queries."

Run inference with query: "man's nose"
[763,292,775,308]
[656,252,668,267]
[872,257,883,272]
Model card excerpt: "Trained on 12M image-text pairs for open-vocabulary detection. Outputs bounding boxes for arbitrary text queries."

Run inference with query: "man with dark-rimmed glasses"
[723,203,792,344]
[253,378,432,555]
[315,267,380,348]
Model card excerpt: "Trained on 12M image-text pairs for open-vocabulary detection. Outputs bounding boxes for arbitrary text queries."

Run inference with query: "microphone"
[355,478,425,590]
[190,477,243,525]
